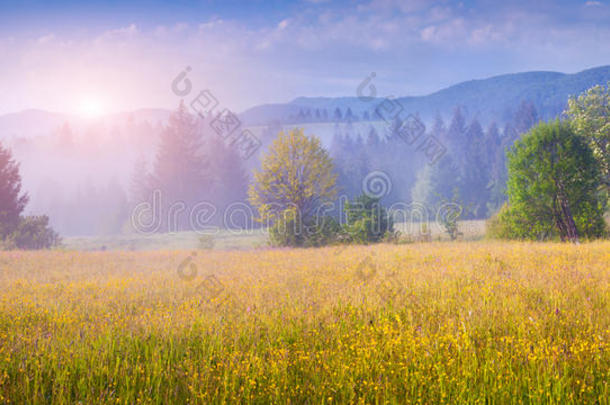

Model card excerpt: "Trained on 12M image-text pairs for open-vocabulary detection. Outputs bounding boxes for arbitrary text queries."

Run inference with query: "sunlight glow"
[77,97,107,118]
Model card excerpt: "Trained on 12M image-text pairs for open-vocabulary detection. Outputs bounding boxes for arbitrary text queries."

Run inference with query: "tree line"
[250,84,609,246]
[1,83,608,248]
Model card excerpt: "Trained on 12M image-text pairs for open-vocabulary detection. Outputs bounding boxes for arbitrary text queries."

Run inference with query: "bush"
[486,203,523,240]
[3,215,61,250]
[342,194,393,244]
[269,209,341,248]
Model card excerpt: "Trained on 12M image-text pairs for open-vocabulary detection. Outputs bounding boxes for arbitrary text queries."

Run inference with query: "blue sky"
[0,0,609,115]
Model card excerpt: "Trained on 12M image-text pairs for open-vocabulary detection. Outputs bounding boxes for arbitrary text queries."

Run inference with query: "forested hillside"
[240,66,610,127]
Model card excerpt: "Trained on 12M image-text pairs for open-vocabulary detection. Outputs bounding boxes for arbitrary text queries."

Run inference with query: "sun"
[77,97,106,118]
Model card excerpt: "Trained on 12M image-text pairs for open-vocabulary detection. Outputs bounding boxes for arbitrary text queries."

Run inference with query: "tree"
[485,122,505,214]
[248,129,337,246]
[129,155,151,206]
[513,100,538,136]
[498,120,606,242]
[101,178,129,235]
[411,154,458,209]
[0,142,29,238]
[207,135,250,226]
[322,109,329,121]
[565,82,610,190]
[366,126,380,148]
[0,143,60,250]
[333,107,343,122]
[460,118,490,218]
[446,107,468,170]
[151,102,210,231]
[345,107,355,122]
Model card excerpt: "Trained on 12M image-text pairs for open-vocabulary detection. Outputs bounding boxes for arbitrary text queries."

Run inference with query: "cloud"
[420,18,467,44]
[277,19,290,30]
[95,24,139,45]
[37,34,55,45]
[2,0,610,115]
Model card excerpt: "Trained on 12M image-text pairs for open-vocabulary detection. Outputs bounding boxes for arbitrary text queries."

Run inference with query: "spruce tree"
[0,142,29,238]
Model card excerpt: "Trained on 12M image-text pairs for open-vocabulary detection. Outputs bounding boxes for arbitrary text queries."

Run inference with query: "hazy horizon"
[1,64,608,117]
[1,0,609,116]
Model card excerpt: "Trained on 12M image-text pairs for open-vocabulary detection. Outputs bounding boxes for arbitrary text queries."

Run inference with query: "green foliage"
[249,129,338,247]
[565,82,610,190]
[342,194,393,244]
[3,215,61,250]
[268,208,340,247]
[492,120,607,241]
[486,203,523,240]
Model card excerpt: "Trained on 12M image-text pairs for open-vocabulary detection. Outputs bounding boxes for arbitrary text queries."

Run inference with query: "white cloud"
[37,34,55,45]
[96,24,139,44]
[420,18,466,44]
[277,19,290,30]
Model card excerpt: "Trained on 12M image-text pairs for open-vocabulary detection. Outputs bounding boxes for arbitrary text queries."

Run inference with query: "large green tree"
[248,129,337,246]
[565,82,610,190]
[497,120,606,242]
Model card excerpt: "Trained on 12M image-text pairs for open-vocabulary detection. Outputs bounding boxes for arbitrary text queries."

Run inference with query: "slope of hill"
[240,65,610,126]
[2,66,609,139]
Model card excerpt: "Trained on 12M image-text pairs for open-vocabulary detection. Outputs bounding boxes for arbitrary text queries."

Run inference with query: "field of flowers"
[0,241,608,404]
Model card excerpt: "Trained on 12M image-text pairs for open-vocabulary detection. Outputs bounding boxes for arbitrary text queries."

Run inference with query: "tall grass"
[0,242,608,403]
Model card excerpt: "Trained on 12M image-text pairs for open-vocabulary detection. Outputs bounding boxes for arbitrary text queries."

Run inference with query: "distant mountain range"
[240,65,610,126]
[1,65,609,139]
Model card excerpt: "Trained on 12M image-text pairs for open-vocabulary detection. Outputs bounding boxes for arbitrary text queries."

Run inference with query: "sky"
[0,0,609,115]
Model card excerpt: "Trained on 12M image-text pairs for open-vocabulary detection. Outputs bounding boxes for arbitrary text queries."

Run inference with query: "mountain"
[240,65,610,126]
[2,66,609,138]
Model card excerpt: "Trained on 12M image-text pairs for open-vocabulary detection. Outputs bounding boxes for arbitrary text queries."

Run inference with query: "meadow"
[62,220,487,251]
[0,241,608,404]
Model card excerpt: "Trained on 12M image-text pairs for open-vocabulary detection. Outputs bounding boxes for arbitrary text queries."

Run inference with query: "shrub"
[4,215,61,250]
[269,209,341,247]
[342,194,393,244]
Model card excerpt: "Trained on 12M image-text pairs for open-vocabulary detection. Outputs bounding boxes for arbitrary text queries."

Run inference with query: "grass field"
[63,228,268,251]
[1,241,608,403]
[62,220,487,251]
